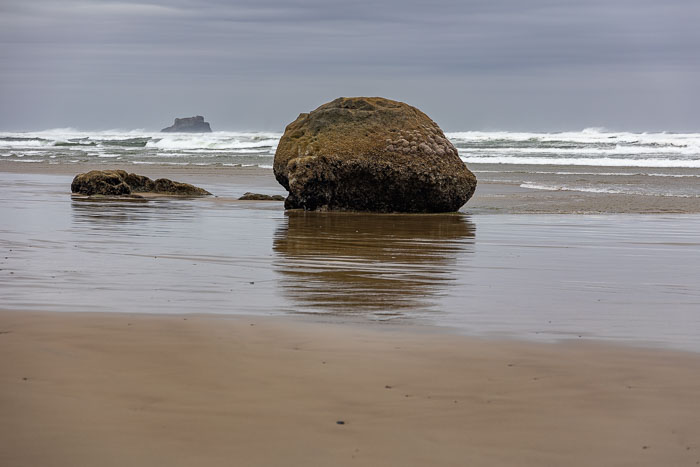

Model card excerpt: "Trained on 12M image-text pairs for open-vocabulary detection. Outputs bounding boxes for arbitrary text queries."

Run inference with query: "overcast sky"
[1,0,699,132]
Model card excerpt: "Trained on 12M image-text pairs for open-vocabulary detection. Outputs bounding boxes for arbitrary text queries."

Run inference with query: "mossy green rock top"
[273,97,477,212]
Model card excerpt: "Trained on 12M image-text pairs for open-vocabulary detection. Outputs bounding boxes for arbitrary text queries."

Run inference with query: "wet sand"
[2,162,700,465]
[3,160,700,213]
[1,311,700,467]
[2,169,700,349]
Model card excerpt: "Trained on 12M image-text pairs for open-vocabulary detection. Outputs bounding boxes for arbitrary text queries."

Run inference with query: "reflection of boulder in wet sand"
[273,97,477,213]
[273,211,475,316]
[71,170,210,197]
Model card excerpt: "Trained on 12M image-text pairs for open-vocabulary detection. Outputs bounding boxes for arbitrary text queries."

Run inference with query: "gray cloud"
[1,0,699,131]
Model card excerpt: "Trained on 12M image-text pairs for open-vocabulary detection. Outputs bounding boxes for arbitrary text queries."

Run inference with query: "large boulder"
[71,170,210,196]
[273,97,476,212]
[161,116,212,133]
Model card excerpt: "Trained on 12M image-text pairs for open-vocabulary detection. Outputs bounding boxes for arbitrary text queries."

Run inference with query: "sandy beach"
[2,310,700,467]
[3,0,700,463]
[2,162,700,465]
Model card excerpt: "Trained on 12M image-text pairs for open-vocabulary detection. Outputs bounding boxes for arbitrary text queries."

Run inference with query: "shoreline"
[2,309,700,466]
[2,307,698,355]
[3,161,700,213]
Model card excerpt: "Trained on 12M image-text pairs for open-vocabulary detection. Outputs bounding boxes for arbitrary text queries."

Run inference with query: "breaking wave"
[1,127,700,170]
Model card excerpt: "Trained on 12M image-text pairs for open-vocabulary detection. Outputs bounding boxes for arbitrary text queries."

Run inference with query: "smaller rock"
[71,170,210,196]
[152,178,210,195]
[239,192,285,201]
[71,170,131,196]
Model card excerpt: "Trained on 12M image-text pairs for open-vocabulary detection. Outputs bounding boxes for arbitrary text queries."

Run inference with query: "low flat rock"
[71,170,211,196]
[239,192,285,201]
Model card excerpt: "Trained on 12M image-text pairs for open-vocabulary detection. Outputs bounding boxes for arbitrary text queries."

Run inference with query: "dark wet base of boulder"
[282,165,476,213]
[71,170,210,196]
[283,188,474,213]
[239,192,285,201]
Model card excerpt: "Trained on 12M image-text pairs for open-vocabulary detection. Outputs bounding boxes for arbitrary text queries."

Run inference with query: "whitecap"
[463,156,700,168]
[520,183,699,197]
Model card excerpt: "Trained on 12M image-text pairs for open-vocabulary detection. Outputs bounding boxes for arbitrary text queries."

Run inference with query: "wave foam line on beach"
[476,170,700,177]
[465,156,700,168]
[520,183,700,197]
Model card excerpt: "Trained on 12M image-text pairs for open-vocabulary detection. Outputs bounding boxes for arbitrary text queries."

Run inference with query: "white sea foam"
[185,148,268,154]
[520,183,623,194]
[2,128,700,170]
[462,156,700,168]
[0,139,54,148]
[520,183,698,198]
[146,136,279,151]
[459,146,698,156]
[475,169,700,177]
[446,129,700,147]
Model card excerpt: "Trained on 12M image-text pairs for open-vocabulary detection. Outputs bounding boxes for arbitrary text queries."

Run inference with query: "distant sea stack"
[161,116,212,133]
[273,97,477,213]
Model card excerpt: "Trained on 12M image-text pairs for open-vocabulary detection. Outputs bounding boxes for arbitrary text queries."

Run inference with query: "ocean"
[3,128,700,198]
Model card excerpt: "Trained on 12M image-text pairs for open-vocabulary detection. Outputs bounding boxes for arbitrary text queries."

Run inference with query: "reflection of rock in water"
[71,198,199,235]
[273,211,475,318]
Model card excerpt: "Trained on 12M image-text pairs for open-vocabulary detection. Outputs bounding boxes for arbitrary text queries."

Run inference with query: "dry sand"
[1,310,699,467]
